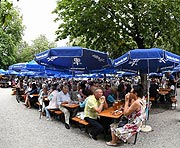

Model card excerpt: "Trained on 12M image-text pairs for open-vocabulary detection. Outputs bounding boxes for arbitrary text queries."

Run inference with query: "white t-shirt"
[170,85,175,90]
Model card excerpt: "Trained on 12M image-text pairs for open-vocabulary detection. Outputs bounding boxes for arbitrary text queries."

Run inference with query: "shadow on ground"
[149,103,172,114]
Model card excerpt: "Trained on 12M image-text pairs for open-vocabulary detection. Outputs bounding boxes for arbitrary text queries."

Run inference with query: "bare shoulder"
[132,99,142,108]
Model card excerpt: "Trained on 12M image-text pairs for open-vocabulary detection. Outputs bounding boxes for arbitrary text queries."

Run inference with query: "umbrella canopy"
[149,72,163,77]
[173,64,180,72]
[9,60,45,72]
[5,70,19,75]
[113,48,180,74]
[117,71,138,77]
[9,63,27,71]
[25,60,45,71]
[0,69,6,75]
[35,46,112,72]
[113,48,180,120]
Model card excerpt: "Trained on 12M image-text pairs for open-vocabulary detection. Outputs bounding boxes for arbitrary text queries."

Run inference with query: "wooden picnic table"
[158,88,171,102]
[98,107,123,119]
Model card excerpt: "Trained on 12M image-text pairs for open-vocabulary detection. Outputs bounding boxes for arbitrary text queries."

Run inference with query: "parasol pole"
[141,59,152,132]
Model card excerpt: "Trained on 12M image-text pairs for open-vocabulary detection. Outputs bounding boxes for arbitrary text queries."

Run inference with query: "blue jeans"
[45,107,51,118]
[84,117,103,138]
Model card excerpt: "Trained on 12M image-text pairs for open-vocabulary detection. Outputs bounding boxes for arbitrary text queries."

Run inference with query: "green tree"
[16,41,32,62]
[53,0,180,58]
[31,34,57,55]
[0,0,24,69]
[16,35,57,63]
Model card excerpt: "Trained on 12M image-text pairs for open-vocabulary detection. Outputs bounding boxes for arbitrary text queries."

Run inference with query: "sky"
[12,0,68,46]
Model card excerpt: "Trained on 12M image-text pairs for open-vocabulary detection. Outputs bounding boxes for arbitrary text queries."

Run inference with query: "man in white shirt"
[57,85,72,129]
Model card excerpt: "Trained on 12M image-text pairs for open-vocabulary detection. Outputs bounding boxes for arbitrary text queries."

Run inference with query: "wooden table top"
[158,90,170,95]
[98,107,123,119]
[62,103,79,109]
[32,94,39,97]
[159,88,171,92]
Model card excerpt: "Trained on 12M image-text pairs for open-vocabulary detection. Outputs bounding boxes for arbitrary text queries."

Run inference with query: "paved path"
[0,88,180,148]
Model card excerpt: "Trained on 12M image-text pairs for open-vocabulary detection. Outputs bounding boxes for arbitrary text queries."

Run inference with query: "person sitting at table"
[24,83,38,109]
[23,82,32,97]
[104,83,111,99]
[84,88,108,140]
[16,79,25,103]
[78,89,91,110]
[167,72,177,105]
[89,80,99,94]
[36,83,43,94]
[69,84,80,102]
[106,87,117,107]
[57,85,73,129]
[16,79,24,90]
[45,85,59,121]
[149,78,159,104]
[117,79,126,101]
[106,84,144,146]
[38,84,49,112]
[167,72,176,87]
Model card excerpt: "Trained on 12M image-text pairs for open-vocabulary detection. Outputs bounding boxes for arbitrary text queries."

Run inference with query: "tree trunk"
[140,73,148,96]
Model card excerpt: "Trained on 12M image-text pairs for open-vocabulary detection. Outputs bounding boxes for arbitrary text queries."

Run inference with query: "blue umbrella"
[0,69,6,75]
[9,60,45,72]
[173,64,180,72]
[9,63,27,71]
[25,60,45,71]
[5,70,19,75]
[113,48,180,126]
[117,71,137,77]
[35,46,112,72]
[149,72,163,77]
[113,48,180,74]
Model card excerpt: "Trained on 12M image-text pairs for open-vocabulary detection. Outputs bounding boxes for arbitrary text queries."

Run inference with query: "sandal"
[23,103,27,106]
[106,141,117,146]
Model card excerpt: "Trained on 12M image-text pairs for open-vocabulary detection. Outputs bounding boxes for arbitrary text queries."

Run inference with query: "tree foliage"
[16,35,57,63]
[31,34,57,55]
[53,0,180,58]
[0,0,24,69]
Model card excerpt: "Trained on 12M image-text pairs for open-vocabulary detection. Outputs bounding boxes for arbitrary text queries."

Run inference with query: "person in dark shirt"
[117,80,126,101]
[167,72,177,105]
[149,78,159,104]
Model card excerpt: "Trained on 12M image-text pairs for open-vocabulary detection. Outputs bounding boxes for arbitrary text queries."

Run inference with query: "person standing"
[84,88,108,140]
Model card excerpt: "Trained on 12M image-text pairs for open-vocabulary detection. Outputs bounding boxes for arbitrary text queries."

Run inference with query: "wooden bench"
[54,110,63,115]
[54,110,64,121]
[36,102,63,119]
[71,116,89,132]
[72,117,89,126]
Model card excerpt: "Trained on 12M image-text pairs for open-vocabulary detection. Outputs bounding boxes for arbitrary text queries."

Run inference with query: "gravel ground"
[0,88,180,148]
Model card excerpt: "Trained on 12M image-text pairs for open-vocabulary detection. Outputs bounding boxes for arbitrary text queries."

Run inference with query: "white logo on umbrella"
[73,58,81,65]
[47,56,58,62]
[92,55,105,62]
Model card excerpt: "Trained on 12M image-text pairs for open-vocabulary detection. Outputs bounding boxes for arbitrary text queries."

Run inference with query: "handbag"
[117,116,128,127]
